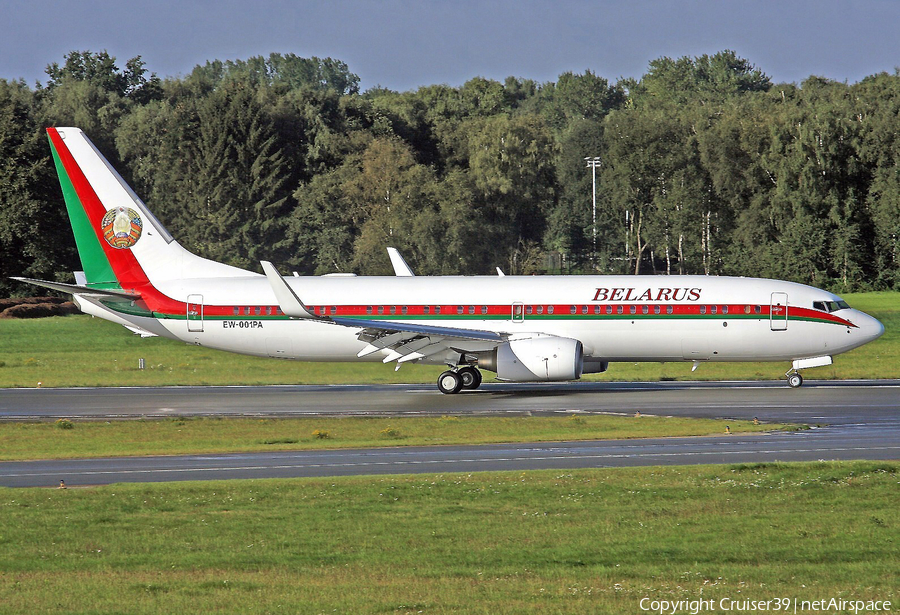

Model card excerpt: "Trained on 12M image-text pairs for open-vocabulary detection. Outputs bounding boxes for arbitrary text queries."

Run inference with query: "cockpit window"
[813,300,850,313]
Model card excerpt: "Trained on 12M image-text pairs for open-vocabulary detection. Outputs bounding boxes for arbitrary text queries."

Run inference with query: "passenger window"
[526,306,533,315]
[654,305,661,314]
[754,305,762,314]
[390,306,396,315]
[711,306,717,315]
[401,306,408,315]
[548,306,554,314]
[617,306,623,314]
[666,305,673,314]
[457,306,463,314]
[722,305,728,315]
[435,306,441,315]
[605,305,612,315]
[629,305,636,315]
[366,306,373,315]
[330,306,336,315]
[468,306,475,314]
[233,307,239,316]
[700,306,707,315]
[582,305,588,315]
[424,306,430,315]
[377,306,384,315]
[570,305,577,315]
[537,306,544,315]
[481,306,487,315]
[642,305,649,314]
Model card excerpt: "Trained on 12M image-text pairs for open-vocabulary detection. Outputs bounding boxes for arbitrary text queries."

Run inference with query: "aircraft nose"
[855,311,885,342]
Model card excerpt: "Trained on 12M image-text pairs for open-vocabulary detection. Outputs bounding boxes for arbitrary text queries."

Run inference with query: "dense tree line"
[1,49,898,297]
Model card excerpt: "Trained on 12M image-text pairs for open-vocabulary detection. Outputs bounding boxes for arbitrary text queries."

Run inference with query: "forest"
[1,49,898,297]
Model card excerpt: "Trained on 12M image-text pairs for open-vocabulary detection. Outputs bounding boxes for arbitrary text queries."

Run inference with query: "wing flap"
[332,317,502,342]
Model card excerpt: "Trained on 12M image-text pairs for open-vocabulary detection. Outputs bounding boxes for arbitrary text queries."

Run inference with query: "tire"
[788,373,803,388]
[458,366,482,390]
[437,370,463,394]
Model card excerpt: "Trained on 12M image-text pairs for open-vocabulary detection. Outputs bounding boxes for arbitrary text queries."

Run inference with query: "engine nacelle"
[480,336,584,382]
[583,358,609,374]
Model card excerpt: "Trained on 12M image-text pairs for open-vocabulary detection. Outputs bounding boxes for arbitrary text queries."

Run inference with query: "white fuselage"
[104,274,883,366]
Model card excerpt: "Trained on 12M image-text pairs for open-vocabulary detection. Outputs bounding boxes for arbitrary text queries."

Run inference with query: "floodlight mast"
[585,156,602,268]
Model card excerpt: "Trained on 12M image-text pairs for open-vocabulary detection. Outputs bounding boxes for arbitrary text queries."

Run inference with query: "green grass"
[0,462,896,614]
[0,415,788,461]
[0,292,895,388]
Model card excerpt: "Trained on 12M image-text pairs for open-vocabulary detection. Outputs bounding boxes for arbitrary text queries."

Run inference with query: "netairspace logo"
[639,597,892,614]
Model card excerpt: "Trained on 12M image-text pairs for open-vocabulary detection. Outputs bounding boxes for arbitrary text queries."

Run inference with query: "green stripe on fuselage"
[49,135,119,289]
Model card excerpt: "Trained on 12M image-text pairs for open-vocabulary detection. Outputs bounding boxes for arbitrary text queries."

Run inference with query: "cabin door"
[187,294,204,332]
[770,292,788,331]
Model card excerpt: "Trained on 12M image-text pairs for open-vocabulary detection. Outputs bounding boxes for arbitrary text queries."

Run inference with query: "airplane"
[13,127,885,394]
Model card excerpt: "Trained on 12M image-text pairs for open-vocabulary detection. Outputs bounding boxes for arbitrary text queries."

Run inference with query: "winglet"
[387,247,415,277]
[260,261,317,319]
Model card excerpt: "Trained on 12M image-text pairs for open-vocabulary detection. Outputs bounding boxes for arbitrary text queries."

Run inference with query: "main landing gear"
[786,369,804,388]
[437,366,483,394]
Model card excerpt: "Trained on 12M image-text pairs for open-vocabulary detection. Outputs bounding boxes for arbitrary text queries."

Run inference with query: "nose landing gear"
[437,366,483,394]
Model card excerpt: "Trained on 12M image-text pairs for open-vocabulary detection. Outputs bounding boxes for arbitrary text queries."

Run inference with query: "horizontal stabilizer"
[260,261,316,319]
[11,277,140,299]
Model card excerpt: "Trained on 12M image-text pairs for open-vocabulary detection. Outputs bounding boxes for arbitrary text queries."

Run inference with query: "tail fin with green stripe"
[46,127,250,293]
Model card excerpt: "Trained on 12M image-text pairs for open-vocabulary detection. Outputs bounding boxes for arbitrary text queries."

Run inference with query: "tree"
[0,80,77,295]
[466,114,558,271]
[187,81,297,268]
[636,50,770,107]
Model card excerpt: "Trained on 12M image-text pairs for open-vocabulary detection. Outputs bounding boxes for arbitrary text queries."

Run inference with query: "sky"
[3,0,899,92]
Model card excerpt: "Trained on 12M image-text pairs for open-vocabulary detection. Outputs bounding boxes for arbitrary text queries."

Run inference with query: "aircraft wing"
[331,317,501,342]
[261,261,504,367]
[332,317,503,367]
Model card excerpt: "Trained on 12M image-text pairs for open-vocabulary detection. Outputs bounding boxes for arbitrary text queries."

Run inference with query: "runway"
[1,380,898,487]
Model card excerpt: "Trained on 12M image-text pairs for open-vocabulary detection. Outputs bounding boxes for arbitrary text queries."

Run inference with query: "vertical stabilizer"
[47,127,251,292]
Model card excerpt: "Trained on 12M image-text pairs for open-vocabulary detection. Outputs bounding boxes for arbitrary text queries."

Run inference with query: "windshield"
[813,300,850,313]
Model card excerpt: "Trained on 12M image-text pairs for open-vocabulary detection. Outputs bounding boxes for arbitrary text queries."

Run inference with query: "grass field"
[0,415,789,461]
[0,462,896,614]
[0,292,896,388]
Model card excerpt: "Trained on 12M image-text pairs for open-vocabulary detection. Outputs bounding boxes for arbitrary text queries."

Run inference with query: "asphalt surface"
[1,380,898,487]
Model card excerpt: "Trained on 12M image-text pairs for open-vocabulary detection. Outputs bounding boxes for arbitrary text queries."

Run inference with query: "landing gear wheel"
[787,373,803,388]
[457,366,482,390]
[437,370,463,394]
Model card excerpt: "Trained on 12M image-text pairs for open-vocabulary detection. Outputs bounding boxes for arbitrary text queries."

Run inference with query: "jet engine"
[479,336,584,382]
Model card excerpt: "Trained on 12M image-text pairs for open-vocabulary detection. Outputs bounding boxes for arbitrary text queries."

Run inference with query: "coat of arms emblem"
[101,207,142,249]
